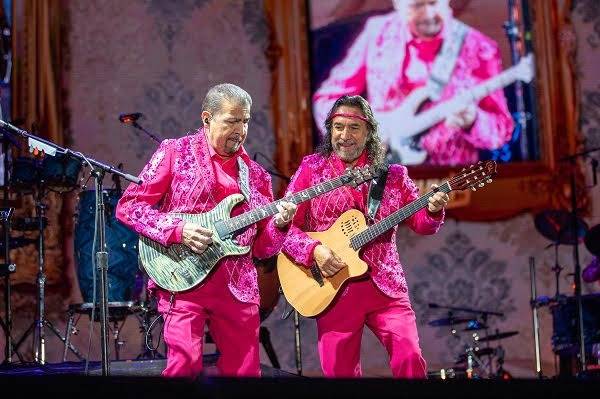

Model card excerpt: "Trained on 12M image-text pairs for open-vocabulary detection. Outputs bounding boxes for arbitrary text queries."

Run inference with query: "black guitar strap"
[366,163,389,222]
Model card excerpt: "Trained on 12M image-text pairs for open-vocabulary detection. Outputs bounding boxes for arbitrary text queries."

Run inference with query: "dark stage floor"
[1,356,600,399]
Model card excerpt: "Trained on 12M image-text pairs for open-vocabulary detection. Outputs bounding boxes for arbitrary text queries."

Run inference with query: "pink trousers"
[316,278,427,378]
[156,264,260,378]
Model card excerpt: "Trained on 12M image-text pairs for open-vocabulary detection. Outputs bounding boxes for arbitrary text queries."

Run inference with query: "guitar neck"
[407,66,524,137]
[221,175,351,236]
[350,182,452,249]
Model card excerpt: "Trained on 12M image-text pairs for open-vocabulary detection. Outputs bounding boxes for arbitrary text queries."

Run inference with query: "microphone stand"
[252,152,303,374]
[559,146,600,374]
[128,121,161,144]
[0,119,141,376]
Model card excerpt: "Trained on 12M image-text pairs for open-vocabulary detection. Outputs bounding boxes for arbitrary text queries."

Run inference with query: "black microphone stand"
[251,152,303,374]
[128,120,161,144]
[0,119,141,376]
[559,146,600,374]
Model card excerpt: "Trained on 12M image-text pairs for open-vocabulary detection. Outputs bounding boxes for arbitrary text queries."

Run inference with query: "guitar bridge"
[310,263,324,287]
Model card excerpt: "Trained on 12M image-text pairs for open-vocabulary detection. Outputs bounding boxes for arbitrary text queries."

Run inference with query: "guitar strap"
[237,156,252,202]
[425,20,469,101]
[366,163,389,222]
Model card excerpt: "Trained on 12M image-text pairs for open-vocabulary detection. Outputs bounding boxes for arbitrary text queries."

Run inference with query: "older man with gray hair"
[116,83,296,377]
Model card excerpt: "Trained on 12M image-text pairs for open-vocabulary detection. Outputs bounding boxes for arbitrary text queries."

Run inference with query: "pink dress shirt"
[281,151,444,298]
[115,129,286,304]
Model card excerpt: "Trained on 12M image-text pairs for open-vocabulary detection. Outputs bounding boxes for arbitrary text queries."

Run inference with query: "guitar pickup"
[310,263,324,287]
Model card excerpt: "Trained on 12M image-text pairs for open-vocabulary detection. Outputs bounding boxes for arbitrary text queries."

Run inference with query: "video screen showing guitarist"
[312,0,514,166]
[281,95,450,377]
[115,84,297,378]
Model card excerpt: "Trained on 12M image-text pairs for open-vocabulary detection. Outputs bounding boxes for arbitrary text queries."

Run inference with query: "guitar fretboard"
[350,182,452,249]
[221,175,352,236]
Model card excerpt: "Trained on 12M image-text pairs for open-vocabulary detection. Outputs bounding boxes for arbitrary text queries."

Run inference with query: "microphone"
[118,112,143,124]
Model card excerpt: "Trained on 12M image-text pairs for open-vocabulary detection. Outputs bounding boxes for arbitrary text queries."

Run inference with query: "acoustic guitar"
[277,160,497,317]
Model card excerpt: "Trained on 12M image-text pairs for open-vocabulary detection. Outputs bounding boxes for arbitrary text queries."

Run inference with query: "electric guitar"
[377,54,535,165]
[277,160,497,317]
[138,165,380,292]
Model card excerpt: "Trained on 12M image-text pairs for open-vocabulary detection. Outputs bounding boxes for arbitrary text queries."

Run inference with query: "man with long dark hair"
[282,95,449,377]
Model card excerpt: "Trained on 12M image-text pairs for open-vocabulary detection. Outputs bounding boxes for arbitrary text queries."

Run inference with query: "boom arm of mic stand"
[131,122,162,144]
[0,119,142,185]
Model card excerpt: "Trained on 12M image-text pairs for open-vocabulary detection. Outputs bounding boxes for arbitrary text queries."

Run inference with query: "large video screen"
[308,0,539,167]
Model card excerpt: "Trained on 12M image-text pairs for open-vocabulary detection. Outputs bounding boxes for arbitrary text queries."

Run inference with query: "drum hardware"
[11,216,48,231]
[0,205,24,364]
[427,303,508,379]
[62,301,154,362]
[11,180,79,364]
[0,118,142,375]
[582,257,600,284]
[529,256,544,378]
[584,225,600,258]
[476,330,519,343]
[1,127,20,364]
[557,145,600,372]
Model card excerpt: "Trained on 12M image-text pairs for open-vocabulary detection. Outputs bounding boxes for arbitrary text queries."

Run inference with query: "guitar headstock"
[450,160,497,192]
[343,164,382,188]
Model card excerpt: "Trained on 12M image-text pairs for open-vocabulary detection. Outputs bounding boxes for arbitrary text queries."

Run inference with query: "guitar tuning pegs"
[478,182,485,188]
[487,178,492,184]
[471,186,477,191]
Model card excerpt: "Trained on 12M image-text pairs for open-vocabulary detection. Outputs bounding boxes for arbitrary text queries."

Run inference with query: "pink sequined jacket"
[313,13,514,166]
[115,130,287,304]
[281,152,444,298]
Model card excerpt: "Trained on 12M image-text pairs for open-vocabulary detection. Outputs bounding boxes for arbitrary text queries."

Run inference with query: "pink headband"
[330,112,369,123]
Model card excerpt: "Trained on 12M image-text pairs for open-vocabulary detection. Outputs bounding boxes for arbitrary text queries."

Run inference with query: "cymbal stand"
[13,183,80,363]
[550,243,563,298]
[0,131,17,364]
[529,256,544,378]
[449,318,487,378]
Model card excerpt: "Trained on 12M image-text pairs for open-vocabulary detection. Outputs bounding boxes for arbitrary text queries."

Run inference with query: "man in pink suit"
[116,83,297,378]
[313,0,513,166]
[282,94,449,377]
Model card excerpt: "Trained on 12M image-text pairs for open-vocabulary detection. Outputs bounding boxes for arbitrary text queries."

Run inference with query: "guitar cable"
[144,292,173,352]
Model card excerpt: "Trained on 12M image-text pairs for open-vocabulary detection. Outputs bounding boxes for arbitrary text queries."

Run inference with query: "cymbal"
[428,317,474,327]
[585,224,600,257]
[477,331,519,343]
[583,257,600,283]
[534,210,588,245]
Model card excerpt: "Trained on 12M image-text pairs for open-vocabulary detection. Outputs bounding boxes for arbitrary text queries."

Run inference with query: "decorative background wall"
[1,0,598,378]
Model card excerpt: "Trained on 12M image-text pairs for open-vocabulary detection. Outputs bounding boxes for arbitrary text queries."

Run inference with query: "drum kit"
[427,303,518,379]
[0,136,161,364]
[530,209,600,377]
